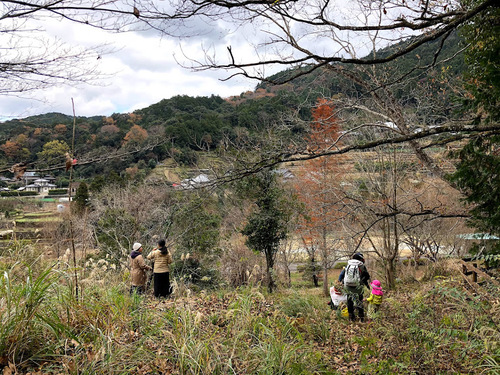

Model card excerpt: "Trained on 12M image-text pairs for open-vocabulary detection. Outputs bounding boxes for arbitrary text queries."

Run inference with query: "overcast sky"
[0,17,259,121]
[0,0,407,121]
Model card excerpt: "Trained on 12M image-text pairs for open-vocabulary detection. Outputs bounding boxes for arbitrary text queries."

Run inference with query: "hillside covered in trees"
[0,31,466,185]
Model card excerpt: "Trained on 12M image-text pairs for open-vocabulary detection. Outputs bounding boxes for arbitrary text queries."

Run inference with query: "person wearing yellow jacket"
[147,239,173,298]
[366,279,384,319]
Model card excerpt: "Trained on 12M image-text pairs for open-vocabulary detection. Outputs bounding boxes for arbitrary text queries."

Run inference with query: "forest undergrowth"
[0,246,499,374]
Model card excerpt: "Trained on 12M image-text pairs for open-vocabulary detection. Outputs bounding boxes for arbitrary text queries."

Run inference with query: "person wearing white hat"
[130,242,152,295]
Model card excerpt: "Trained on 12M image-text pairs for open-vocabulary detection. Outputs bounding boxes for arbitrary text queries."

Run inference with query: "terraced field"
[0,206,63,249]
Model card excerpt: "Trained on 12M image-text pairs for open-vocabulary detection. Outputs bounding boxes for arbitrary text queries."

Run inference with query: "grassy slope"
[0,253,499,375]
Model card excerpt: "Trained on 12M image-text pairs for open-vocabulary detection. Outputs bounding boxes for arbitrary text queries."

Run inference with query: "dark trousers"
[153,272,171,298]
[346,290,364,321]
[130,285,145,295]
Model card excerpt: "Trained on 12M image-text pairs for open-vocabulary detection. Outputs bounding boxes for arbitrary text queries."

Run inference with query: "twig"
[69,98,79,300]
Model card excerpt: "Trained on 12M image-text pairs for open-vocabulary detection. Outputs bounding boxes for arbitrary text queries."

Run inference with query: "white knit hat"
[132,242,142,251]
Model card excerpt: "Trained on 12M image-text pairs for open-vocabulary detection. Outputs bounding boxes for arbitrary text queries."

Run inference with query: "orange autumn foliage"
[0,140,20,159]
[123,124,148,145]
[54,124,67,134]
[294,99,345,243]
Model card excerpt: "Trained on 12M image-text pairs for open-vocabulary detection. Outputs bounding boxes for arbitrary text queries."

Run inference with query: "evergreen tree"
[450,4,500,265]
[460,0,500,123]
[241,169,292,293]
[450,136,500,266]
[72,182,90,214]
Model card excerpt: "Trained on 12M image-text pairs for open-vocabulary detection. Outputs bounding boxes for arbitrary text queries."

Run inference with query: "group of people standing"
[130,242,384,316]
[129,239,173,298]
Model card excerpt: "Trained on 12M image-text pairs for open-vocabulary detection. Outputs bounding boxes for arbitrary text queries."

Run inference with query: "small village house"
[23,178,57,194]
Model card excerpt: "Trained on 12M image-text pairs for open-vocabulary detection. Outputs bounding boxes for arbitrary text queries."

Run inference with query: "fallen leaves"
[0,272,496,374]
[2,363,16,375]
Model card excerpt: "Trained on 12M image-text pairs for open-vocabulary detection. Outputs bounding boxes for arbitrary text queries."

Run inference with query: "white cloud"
[0,18,256,120]
[0,1,410,121]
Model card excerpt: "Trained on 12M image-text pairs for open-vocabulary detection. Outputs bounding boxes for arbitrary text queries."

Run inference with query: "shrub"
[171,255,221,289]
[419,260,454,282]
[48,189,68,195]
[333,261,347,269]
[0,191,37,197]
[0,199,19,212]
[297,261,320,283]
[279,293,315,318]
[402,258,430,267]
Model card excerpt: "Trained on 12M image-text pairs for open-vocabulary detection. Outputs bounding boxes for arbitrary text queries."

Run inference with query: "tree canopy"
[241,169,293,292]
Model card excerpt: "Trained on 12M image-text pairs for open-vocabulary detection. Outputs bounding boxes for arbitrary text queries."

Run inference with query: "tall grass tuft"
[246,320,306,375]
[481,355,500,375]
[0,263,72,365]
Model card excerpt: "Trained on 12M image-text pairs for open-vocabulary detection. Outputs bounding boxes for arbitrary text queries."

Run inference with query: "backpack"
[343,259,362,287]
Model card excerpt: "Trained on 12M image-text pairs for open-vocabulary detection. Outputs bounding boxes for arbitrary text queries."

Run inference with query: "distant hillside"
[0,32,465,184]
[257,31,465,99]
[0,92,303,183]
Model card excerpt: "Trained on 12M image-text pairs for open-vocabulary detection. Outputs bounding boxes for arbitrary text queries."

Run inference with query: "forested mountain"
[258,31,465,96]
[0,32,465,184]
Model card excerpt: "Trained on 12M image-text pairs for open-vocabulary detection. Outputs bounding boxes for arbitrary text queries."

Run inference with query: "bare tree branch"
[208,123,500,186]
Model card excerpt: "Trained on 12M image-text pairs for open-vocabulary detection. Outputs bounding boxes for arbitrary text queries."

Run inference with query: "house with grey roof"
[24,178,57,194]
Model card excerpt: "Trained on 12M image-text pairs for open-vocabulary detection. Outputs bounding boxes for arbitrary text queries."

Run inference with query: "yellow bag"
[341,307,349,318]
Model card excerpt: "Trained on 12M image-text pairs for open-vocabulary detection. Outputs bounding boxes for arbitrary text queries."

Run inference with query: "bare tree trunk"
[322,228,329,297]
[70,98,79,300]
[322,263,329,297]
[311,255,319,287]
[279,240,294,288]
[385,260,396,289]
[282,254,292,288]
[265,249,276,293]
[388,173,399,289]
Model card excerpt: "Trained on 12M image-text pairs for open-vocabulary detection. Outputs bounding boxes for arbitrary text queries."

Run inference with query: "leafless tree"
[293,157,347,295]
[400,184,469,264]
[153,0,498,190]
[276,236,300,287]
[164,0,493,76]
[0,0,179,96]
[88,182,177,267]
[343,146,404,289]
[338,139,467,288]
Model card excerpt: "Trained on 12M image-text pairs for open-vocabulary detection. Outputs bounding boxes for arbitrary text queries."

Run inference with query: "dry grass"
[0,248,498,374]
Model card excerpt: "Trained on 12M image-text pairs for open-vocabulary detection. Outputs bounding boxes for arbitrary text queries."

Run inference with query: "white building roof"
[26,183,57,188]
[192,174,210,183]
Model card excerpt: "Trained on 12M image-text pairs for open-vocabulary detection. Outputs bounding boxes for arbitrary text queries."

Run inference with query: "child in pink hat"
[366,280,384,319]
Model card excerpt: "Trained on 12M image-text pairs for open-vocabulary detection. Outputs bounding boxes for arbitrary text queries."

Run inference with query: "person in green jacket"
[366,279,384,319]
